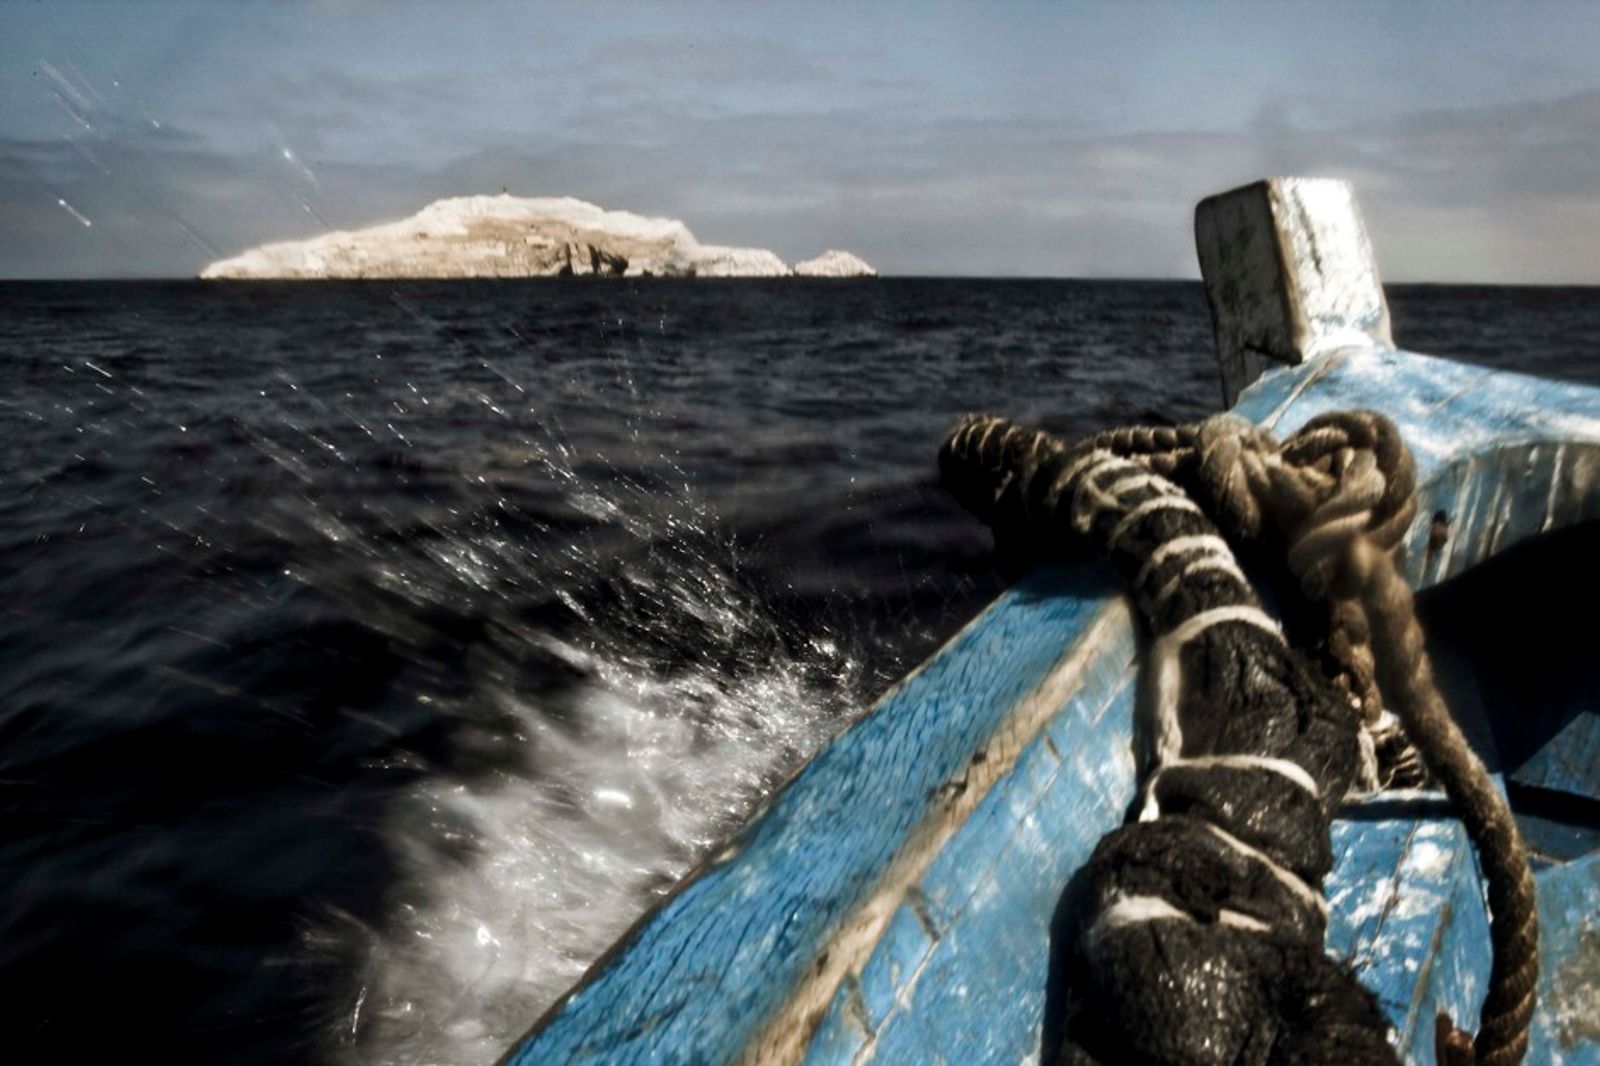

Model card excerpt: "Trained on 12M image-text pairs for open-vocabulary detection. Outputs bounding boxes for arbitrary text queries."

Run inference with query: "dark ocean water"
[2,279,1597,1065]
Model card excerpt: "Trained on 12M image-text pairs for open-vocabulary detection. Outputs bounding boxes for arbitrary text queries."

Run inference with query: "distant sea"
[3,278,1597,1064]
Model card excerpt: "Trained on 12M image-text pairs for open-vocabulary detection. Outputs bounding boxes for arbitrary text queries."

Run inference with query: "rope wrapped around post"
[1082,412,1420,786]
[938,411,1537,1066]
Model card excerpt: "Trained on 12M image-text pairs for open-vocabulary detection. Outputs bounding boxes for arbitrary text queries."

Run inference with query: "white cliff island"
[199,195,874,280]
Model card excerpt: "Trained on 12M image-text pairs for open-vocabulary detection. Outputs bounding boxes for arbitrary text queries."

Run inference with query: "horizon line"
[3,274,1598,289]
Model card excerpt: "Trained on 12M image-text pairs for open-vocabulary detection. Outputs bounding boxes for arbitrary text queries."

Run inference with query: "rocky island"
[793,250,877,278]
[199,195,875,280]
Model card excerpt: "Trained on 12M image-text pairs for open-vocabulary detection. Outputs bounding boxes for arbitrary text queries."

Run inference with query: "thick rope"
[1348,539,1539,1066]
[1080,413,1418,763]
[940,411,1537,1066]
[943,419,1391,1065]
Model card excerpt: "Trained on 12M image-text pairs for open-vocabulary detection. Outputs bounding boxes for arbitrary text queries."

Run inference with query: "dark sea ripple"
[1,279,1596,1063]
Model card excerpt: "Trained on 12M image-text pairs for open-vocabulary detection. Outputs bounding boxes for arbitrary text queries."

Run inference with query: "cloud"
[587,35,836,88]
[2,82,1598,282]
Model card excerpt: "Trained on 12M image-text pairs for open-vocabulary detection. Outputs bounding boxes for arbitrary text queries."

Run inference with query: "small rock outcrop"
[688,246,791,278]
[793,250,877,278]
[200,195,815,280]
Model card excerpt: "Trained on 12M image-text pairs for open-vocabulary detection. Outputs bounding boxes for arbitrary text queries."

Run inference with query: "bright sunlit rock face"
[793,250,877,278]
[199,194,833,280]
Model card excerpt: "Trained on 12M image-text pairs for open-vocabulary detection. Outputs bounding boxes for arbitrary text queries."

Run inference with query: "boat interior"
[1418,518,1600,868]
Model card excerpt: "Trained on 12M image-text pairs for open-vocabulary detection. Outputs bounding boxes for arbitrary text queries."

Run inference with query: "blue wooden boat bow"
[501,180,1600,1065]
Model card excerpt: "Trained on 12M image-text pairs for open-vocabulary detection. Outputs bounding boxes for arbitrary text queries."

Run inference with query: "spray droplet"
[57,198,92,227]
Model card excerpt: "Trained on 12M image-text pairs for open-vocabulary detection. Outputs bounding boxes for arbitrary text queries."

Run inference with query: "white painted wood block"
[1195,178,1394,405]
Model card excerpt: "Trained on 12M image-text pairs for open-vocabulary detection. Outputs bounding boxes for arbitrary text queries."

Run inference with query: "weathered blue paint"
[1231,346,1600,591]
[814,675,1139,1065]
[503,340,1600,1066]
[1512,711,1600,806]
[1324,794,1491,1066]
[1527,852,1600,1064]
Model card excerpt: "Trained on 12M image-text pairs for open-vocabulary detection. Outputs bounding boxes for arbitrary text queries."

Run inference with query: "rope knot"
[1195,413,1276,540]
[1282,411,1418,557]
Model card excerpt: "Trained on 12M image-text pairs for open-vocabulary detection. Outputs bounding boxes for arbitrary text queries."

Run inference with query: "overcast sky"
[3,1,1599,280]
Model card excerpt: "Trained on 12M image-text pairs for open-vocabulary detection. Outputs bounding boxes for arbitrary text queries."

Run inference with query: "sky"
[3,1,1599,281]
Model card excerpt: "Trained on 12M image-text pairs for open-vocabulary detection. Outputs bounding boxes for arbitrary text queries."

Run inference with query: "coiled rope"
[939,410,1537,1066]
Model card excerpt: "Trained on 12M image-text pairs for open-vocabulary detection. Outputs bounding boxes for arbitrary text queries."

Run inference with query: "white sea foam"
[321,466,859,1064]
[341,642,853,1065]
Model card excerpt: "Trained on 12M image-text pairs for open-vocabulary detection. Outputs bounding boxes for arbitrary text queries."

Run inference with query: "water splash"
[343,635,855,1065]
[238,353,867,1064]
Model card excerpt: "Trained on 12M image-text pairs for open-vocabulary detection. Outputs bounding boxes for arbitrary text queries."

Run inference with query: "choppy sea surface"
[2,278,1597,1064]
